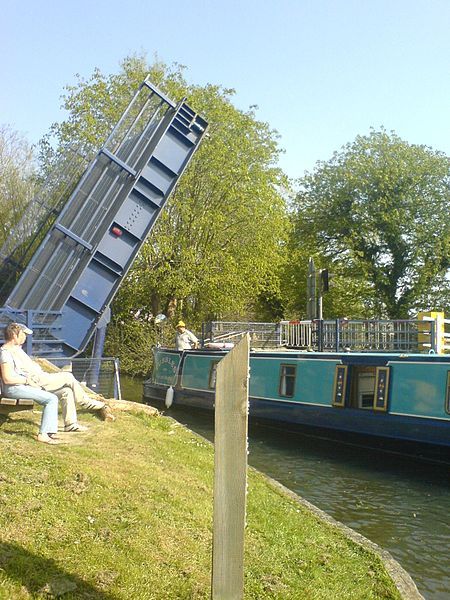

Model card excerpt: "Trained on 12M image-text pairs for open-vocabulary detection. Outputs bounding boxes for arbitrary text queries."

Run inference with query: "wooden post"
[212,334,250,600]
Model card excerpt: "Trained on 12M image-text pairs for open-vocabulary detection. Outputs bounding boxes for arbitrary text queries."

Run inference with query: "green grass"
[0,407,402,599]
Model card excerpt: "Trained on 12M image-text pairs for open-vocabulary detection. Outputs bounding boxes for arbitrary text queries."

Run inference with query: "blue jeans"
[3,384,59,434]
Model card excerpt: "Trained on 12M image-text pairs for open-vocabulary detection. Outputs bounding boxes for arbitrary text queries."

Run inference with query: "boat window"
[446,371,450,414]
[374,367,390,412]
[208,361,220,389]
[332,365,348,407]
[279,364,296,397]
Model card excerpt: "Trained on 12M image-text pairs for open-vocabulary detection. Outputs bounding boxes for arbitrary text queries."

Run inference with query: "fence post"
[212,334,250,600]
[25,310,33,355]
[430,319,437,353]
[114,358,122,400]
[317,319,323,352]
[335,319,340,352]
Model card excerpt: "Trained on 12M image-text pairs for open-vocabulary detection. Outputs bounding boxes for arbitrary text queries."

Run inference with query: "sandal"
[64,423,89,432]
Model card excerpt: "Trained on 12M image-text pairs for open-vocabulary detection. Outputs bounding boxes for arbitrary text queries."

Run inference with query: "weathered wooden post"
[212,334,250,600]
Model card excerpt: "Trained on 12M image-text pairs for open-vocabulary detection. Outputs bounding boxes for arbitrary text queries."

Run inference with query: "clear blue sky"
[2,0,449,180]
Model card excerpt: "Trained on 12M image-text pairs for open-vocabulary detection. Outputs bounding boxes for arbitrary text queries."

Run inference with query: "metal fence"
[0,308,63,356]
[203,318,441,354]
[322,319,435,352]
[202,321,283,348]
[280,320,312,348]
[443,318,450,353]
[283,319,437,353]
[48,357,121,400]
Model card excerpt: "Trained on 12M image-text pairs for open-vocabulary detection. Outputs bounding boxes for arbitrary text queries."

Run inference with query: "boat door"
[332,364,390,411]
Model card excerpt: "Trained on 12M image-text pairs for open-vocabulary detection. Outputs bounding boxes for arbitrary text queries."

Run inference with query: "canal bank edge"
[113,400,422,599]
[262,475,424,600]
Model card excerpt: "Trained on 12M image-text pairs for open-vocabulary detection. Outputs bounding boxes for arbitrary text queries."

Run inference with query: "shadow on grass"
[0,541,117,598]
[0,413,38,428]
[0,420,39,442]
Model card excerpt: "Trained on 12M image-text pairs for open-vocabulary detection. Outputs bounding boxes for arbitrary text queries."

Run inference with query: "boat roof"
[157,347,450,363]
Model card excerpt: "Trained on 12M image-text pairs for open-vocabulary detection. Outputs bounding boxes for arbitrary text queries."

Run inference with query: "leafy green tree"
[0,126,36,248]
[292,129,450,318]
[43,55,290,372]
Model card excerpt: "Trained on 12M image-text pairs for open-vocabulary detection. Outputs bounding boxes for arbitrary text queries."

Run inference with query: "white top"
[175,329,199,350]
[0,347,27,393]
[0,347,26,375]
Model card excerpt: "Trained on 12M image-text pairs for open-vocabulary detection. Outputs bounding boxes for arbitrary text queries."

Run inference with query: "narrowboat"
[143,346,450,453]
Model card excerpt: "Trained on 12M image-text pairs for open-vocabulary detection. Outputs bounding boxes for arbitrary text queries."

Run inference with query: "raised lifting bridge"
[0,78,207,357]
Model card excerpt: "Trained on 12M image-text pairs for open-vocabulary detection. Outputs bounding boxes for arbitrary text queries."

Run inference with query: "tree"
[0,126,36,248]
[42,56,290,372]
[292,129,450,318]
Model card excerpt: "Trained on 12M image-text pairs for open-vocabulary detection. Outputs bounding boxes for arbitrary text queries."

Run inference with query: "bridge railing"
[283,319,437,353]
[320,319,435,353]
[0,308,63,356]
[279,320,312,348]
[205,318,442,353]
[202,321,282,349]
[3,78,208,357]
[443,318,450,353]
[0,144,93,305]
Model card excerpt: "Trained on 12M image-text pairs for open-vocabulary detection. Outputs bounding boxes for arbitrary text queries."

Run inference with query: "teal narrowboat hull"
[144,348,450,449]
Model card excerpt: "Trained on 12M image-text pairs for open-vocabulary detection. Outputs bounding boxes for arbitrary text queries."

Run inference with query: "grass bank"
[0,405,405,599]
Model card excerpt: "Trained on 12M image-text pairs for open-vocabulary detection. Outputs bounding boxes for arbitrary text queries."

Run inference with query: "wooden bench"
[0,397,35,425]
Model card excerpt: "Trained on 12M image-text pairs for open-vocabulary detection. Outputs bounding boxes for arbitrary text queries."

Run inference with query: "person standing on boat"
[175,321,199,350]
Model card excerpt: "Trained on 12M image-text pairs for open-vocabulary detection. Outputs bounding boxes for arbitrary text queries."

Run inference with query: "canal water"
[121,376,450,600]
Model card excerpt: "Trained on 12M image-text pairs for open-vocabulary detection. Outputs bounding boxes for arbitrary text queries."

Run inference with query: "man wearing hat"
[175,321,199,351]
[0,322,61,444]
[7,323,115,427]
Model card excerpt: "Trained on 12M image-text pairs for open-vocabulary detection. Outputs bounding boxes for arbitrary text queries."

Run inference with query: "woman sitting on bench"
[0,323,60,445]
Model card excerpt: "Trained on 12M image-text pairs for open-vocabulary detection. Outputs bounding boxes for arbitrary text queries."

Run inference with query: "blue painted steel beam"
[3,78,208,356]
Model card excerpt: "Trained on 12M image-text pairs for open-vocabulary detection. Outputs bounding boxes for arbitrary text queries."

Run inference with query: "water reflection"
[121,377,450,600]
